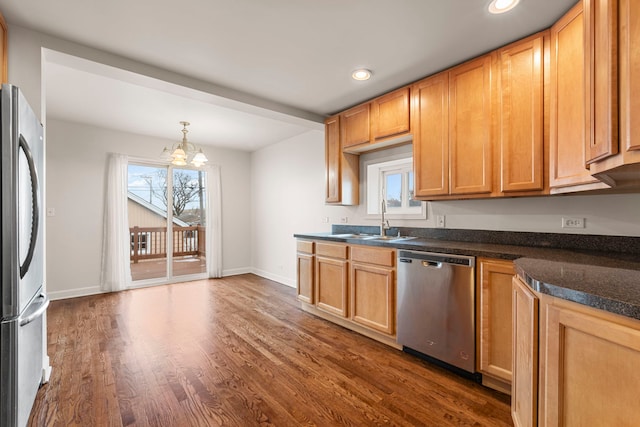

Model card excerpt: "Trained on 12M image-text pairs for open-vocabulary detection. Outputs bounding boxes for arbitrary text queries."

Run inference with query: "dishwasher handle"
[422,260,442,268]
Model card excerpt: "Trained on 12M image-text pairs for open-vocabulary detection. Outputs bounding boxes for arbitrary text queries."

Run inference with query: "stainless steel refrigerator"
[0,84,49,427]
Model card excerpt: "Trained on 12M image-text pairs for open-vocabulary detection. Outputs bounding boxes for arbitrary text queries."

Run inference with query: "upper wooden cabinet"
[549,2,609,193]
[589,0,640,186]
[371,87,410,141]
[412,72,449,197]
[497,32,548,194]
[412,55,493,199]
[341,104,370,150]
[325,115,359,205]
[584,0,619,164]
[449,55,494,195]
[342,87,411,153]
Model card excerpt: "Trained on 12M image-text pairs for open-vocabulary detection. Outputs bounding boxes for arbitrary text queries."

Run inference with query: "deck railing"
[130,226,206,263]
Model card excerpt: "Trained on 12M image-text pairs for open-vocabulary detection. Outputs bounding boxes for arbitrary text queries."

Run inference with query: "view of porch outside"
[128,164,207,282]
[130,225,206,281]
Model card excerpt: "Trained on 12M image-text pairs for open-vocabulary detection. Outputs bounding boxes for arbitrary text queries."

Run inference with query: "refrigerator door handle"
[18,134,40,279]
[19,294,49,327]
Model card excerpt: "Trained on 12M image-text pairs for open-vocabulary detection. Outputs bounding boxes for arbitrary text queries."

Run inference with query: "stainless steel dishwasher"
[397,250,476,374]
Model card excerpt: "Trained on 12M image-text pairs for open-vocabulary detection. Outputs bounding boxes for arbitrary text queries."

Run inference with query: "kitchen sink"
[370,235,417,242]
[327,233,376,239]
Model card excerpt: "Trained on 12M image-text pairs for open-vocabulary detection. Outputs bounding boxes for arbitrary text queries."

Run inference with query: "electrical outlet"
[340,217,348,223]
[562,217,585,228]
[321,216,329,223]
[436,215,445,228]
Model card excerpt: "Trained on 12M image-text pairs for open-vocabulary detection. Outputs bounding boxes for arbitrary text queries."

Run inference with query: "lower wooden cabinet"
[512,276,539,427]
[512,274,640,426]
[477,258,515,394]
[296,239,397,345]
[296,240,314,304]
[350,246,396,335]
[315,242,349,317]
[540,297,640,426]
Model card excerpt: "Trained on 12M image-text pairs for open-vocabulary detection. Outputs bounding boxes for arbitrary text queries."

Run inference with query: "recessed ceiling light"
[488,0,520,14]
[352,69,372,81]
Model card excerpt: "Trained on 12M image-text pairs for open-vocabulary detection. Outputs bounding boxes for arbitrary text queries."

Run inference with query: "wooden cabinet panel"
[0,11,6,84]
[325,115,341,203]
[542,301,640,426]
[372,87,410,140]
[549,3,605,191]
[350,245,395,267]
[412,72,450,197]
[341,104,370,149]
[315,256,349,317]
[498,34,545,193]
[512,276,539,427]
[296,240,314,304]
[296,253,314,304]
[477,258,515,390]
[584,0,618,164]
[325,115,358,205]
[621,0,640,153]
[449,55,494,195]
[316,242,348,259]
[590,0,640,184]
[350,262,395,335]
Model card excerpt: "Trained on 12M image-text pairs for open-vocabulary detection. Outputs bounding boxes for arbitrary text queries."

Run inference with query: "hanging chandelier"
[160,121,208,167]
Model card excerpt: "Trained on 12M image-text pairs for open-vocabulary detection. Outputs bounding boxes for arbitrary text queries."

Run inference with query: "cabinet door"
[512,276,538,427]
[542,302,640,426]
[619,0,640,154]
[549,3,603,189]
[478,259,515,385]
[315,256,349,318]
[296,253,314,304]
[499,34,545,193]
[372,87,410,141]
[350,262,395,335]
[584,0,618,164]
[324,115,359,205]
[341,103,370,149]
[325,115,341,203]
[412,72,450,197]
[449,55,493,195]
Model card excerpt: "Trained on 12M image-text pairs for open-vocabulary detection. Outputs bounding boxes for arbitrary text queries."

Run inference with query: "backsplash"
[331,225,640,255]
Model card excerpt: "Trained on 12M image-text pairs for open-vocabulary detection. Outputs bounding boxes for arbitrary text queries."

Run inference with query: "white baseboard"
[251,268,295,288]
[47,285,105,301]
[222,267,252,277]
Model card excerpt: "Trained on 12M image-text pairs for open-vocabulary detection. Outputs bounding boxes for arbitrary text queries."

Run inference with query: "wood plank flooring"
[29,274,512,426]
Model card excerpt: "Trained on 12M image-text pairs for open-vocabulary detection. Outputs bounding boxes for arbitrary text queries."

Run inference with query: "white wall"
[46,119,252,299]
[251,133,640,288]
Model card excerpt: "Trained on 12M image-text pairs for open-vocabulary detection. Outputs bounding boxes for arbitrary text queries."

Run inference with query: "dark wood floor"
[30,274,512,426]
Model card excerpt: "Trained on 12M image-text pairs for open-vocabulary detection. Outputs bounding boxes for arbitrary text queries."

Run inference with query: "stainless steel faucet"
[381,199,390,236]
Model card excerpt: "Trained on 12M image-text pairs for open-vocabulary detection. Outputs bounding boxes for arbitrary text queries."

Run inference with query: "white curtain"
[205,164,222,278]
[100,153,132,292]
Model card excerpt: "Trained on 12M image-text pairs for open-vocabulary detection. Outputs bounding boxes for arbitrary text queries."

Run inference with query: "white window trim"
[365,157,426,220]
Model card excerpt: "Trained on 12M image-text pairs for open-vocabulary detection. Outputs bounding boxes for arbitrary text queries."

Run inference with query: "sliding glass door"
[127,163,207,283]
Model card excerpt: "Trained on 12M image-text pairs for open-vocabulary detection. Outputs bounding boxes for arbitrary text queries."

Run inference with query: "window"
[366,157,425,218]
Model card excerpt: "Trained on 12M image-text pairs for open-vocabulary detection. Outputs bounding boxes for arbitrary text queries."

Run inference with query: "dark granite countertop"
[294,228,640,321]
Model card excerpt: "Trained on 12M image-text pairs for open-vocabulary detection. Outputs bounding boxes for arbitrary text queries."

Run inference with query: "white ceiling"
[0,0,578,151]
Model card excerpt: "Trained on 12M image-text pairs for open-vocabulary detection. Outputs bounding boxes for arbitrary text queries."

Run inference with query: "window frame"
[365,157,425,219]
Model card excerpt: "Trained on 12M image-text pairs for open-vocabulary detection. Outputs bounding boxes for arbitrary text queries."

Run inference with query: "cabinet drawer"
[316,242,348,259]
[297,240,314,254]
[350,246,395,267]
